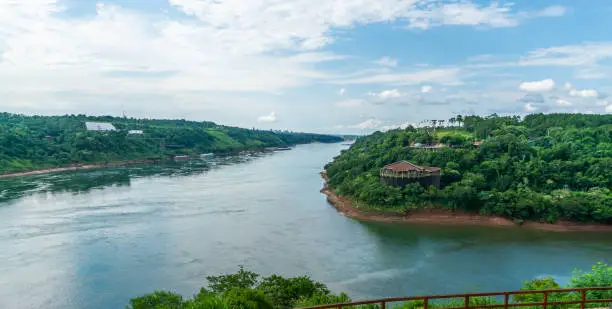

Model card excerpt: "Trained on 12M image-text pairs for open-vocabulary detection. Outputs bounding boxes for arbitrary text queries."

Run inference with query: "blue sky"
[1,0,611,133]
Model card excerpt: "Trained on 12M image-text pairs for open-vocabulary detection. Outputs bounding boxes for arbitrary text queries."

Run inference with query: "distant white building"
[85,122,116,131]
[128,130,144,135]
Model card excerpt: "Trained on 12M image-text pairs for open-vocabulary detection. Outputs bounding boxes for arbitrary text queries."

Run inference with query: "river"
[0,143,611,309]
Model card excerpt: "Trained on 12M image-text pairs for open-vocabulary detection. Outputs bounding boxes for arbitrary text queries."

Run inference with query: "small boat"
[174,155,190,160]
[200,153,214,158]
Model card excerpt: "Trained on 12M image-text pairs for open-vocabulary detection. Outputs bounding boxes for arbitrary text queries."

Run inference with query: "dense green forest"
[127,262,612,309]
[325,113,612,224]
[0,113,342,173]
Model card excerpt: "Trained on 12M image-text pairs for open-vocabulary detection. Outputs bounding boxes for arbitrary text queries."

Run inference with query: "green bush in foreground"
[128,262,611,309]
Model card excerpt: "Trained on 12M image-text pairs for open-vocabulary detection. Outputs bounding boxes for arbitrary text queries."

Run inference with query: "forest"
[0,113,342,173]
[325,113,612,224]
[127,262,612,309]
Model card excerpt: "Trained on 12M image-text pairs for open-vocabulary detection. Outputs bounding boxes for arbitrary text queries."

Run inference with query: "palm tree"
[456,115,464,127]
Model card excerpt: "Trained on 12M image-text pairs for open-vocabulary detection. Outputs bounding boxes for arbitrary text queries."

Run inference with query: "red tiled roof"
[382,161,439,172]
[423,166,441,172]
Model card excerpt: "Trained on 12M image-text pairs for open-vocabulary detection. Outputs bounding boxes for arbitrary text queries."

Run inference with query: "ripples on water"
[0,144,611,309]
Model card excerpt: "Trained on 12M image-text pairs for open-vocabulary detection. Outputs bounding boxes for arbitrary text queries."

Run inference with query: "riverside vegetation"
[0,113,342,173]
[325,113,612,225]
[127,262,612,309]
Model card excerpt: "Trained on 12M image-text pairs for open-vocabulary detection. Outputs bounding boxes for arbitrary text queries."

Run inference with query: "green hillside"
[325,113,612,224]
[0,113,342,173]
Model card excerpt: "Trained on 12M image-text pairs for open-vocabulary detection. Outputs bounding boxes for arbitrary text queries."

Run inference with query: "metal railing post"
[504,292,509,309]
[295,286,612,309]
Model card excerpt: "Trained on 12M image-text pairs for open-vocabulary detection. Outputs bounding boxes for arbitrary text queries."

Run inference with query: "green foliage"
[127,291,184,309]
[570,262,612,300]
[0,113,342,174]
[514,277,560,303]
[293,292,351,308]
[129,262,612,309]
[129,267,339,309]
[325,113,612,224]
[222,289,274,309]
[257,275,329,309]
[207,266,259,293]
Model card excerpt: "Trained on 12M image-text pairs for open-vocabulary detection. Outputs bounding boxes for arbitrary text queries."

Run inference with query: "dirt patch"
[320,171,612,232]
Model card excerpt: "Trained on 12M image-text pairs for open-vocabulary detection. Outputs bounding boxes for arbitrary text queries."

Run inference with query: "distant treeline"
[0,113,342,173]
[325,113,612,224]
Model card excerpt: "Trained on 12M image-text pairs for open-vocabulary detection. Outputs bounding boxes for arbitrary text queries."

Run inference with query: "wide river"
[1,143,611,309]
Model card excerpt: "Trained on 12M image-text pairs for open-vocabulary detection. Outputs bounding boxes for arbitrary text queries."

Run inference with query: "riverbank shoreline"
[320,171,612,232]
[0,143,320,180]
[0,159,160,179]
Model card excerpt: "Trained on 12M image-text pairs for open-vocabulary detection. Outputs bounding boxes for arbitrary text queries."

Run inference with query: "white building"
[128,130,144,134]
[85,122,116,131]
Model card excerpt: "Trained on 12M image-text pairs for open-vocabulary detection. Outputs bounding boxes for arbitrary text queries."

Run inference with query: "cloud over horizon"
[0,0,610,134]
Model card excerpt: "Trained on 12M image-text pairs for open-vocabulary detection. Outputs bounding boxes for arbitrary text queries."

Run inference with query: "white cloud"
[334,99,363,108]
[564,82,573,90]
[519,79,556,92]
[556,99,572,107]
[257,111,277,123]
[606,104,612,113]
[405,3,565,30]
[519,43,612,68]
[575,70,608,80]
[339,88,346,96]
[379,122,415,131]
[373,57,398,67]
[348,118,384,130]
[334,68,462,85]
[368,89,405,100]
[0,0,585,129]
[343,118,414,131]
[532,5,567,17]
[569,89,599,98]
[421,85,433,93]
[524,103,538,112]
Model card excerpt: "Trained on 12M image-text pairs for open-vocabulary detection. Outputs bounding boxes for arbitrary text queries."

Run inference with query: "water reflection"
[0,151,273,204]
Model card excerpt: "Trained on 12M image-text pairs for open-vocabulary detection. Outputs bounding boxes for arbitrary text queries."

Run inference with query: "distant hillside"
[0,113,342,173]
[325,113,612,225]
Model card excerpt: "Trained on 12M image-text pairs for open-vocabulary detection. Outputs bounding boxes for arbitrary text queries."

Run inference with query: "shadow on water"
[358,218,612,245]
[0,151,274,204]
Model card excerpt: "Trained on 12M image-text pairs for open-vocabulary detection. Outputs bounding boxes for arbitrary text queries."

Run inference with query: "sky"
[1,0,612,134]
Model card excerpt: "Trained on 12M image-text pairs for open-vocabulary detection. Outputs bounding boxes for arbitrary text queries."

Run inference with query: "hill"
[0,113,342,174]
[325,113,612,225]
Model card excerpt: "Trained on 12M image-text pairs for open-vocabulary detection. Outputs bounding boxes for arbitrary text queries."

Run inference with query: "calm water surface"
[1,143,611,309]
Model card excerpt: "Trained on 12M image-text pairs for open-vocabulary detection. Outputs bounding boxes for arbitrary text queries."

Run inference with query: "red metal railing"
[299,287,612,309]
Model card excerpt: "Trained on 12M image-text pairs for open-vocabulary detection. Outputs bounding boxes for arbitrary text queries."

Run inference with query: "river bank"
[0,159,160,179]
[320,171,612,232]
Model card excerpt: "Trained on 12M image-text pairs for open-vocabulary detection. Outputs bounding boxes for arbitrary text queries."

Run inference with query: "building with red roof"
[380,161,441,189]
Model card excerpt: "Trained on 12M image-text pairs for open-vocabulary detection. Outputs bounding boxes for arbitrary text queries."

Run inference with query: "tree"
[324,113,612,224]
[207,266,259,293]
[127,291,184,309]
